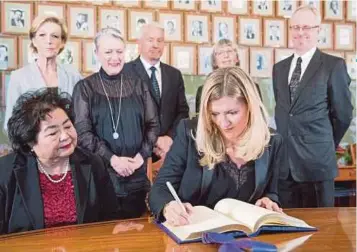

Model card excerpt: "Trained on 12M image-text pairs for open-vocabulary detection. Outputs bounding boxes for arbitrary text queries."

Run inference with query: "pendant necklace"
[99,73,123,140]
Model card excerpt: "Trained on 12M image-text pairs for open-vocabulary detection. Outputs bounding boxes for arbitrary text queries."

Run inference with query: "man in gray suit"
[273,5,353,208]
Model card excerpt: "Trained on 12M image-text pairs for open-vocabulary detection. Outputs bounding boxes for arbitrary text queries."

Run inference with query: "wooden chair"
[147,157,164,184]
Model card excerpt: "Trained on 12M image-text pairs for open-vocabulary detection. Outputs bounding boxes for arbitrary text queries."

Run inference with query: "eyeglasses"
[215,49,235,57]
[289,25,320,32]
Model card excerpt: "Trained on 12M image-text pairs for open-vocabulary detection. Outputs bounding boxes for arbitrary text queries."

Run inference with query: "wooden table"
[0,208,355,251]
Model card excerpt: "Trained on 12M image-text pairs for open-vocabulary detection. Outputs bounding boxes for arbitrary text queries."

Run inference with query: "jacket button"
[289,113,293,117]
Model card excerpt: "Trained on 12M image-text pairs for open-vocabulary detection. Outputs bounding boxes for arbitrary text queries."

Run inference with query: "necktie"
[289,57,302,102]
[150,66,160,102]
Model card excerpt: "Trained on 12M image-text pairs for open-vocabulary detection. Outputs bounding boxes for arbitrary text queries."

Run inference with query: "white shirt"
[288,47,317,83]
[140,56,162,96]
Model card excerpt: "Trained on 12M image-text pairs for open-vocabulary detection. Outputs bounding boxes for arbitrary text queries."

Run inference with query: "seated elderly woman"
[0,89,117,234]
[195,39,262,113]
[149,67,283,226]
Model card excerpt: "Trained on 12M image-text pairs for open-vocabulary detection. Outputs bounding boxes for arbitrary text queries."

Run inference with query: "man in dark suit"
[124,23,189,160]
[273,5,353,208]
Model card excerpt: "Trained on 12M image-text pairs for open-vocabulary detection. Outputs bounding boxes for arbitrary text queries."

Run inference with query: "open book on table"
[156,198,316,244]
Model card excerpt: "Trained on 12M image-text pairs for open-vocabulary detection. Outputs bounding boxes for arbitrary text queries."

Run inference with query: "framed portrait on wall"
[200,0,223,13]
[113,0,141,8]
[317,23,333,50]
[185,14,210,43]
[252,0,274,16]
[238,17,262,46]
[98,8,126,39]
[172,0,196,11]
[346,1,356,22]
[324,0,344,20]
[345,52,356,80]
[159,12,183,42]
[125,42,139,62]
[57,40,82,71]
[1,72,11,107]
[68,5,96,38]
[334,23,355,51]
[198,46,213,75]
[264,18,287,48]
[171,44,196,75]
[19,37,36,67]
[82,40,101,73]
[227,0,249,15]
[143,0,169,9]
[322,50,344,58]
[276,0,297,17]
[300,0,322,14]
[250,47,273,78]
[275,48,294,63]
[212,15,236,43]
[237,46,249,74]
[0,35,17,70]
[128,10,154,41]
[36,3,65,19]
[1,2,33,34]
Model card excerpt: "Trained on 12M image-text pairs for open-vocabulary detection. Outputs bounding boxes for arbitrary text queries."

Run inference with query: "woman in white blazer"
[4,15,82,132]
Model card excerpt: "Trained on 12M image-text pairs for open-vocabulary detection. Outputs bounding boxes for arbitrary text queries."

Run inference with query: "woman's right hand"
[110,155,136,177]
[163,201,194,226]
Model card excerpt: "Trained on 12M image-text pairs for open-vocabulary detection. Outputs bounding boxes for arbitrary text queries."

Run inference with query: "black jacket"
[0,148,118,234]
[149,118,283,221]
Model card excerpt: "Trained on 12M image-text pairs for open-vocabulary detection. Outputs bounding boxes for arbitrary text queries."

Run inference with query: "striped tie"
[150,66,160,103]
[289,57,302,102]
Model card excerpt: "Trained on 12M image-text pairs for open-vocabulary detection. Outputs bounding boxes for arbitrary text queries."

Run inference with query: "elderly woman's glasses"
[289,25,320,32]
[215,49,235,57]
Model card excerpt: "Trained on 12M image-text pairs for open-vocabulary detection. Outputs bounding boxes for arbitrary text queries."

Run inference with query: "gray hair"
[211,39,240,70]
[138,22,164,40]
[292,5,322,24]
[94,27,125,49]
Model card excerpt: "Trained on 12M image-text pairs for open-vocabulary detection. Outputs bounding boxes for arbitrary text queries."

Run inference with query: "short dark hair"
[0,45,8,51]
[7,89,73,154]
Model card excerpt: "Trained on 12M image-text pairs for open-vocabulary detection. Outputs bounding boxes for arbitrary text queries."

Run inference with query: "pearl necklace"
[37,159,69,184]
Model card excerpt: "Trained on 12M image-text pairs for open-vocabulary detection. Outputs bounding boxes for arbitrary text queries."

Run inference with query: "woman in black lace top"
[72,28,159,218]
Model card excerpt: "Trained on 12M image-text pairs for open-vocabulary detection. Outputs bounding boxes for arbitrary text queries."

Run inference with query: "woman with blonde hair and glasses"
[195,39,261,113]
[149,67,282,226]
[4,15,82,132]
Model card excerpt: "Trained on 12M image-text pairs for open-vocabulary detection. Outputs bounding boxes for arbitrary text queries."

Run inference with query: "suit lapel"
[290,49,322,109]
[280,56,293,107]
[70,151,91,224]
[160,63,169,108]
[249,148,269,202]
[13,155,44,230]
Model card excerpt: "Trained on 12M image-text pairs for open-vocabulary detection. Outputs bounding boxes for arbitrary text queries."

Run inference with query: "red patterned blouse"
[38,171,78,228]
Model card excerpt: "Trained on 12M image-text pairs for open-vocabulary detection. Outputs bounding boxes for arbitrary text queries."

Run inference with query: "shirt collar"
[140,56,161,71]
[293,47,317,63]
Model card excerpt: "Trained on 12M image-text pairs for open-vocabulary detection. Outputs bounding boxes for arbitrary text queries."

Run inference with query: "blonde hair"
[196,67,270,169]
[29,15,68,54]
[211,39,240,70]
[292,5,321,25]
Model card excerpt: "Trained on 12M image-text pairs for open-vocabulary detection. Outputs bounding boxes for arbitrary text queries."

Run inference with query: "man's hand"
[155,136,173,157]
[110,155,136,177]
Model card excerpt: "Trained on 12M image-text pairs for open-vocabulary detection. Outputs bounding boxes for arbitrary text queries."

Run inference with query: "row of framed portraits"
[1,1,356,41]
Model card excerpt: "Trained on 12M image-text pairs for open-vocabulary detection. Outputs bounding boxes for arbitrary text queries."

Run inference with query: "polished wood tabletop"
[0,208,355,251]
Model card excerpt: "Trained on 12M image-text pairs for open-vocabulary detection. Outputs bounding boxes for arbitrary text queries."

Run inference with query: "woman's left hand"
[255,197,283,213]
[128,153,144,170]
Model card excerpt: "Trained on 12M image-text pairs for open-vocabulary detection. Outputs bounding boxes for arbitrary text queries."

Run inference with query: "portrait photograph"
[200,0,223,13]
[301,0,322,14]
[143,0,169,9]
[185,14,210,43]
[68,6,96,38]
[324,0,344,20]
[171,44,196,75]
[317,23,333,50]
[198,46,213,76]
[159,12,183,42]
[237,46,249,74]
[239,17,262,46]
[128,10,154,41]
[125,42,139,63]
[335,23,355,51]
[19,37,36,67]
[0,36,17,70]
[172,0,196,11]
[99,8,126,39]
[36,3,65,19]
[250,47,273,78]
[227,0,249,15]
[212,16,236,43]
[1,2,32,34]
[57,40,82,71]
[346,53,356,80]
[275,48,294,63]
[1,72,11,107]
[113,0,141,7]
[347,0,356,22]
[252,0,274,16]
[264,19,287,47]
[83,40,101,73]
[277,0,297,17]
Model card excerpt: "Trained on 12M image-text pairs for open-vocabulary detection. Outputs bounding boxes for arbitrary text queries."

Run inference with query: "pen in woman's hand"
[166,181,187,214]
